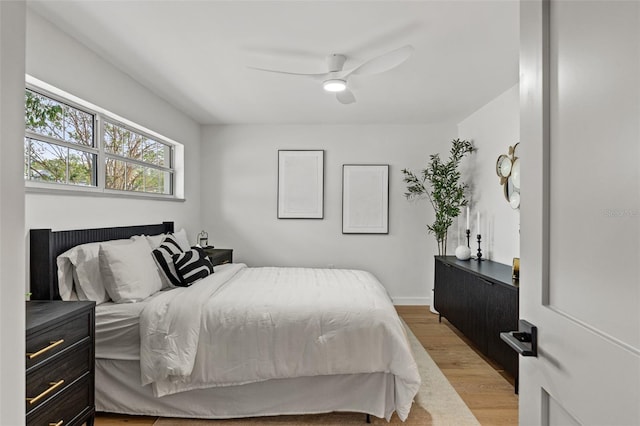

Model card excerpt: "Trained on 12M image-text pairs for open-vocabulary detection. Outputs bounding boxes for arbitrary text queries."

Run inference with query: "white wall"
[24,9,202,253]
[457,84,519,265]
[201,124,457,305]
[0,1,26,423]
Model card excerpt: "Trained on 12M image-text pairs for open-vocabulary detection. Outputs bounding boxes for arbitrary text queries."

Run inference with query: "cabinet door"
[486,284,519,378]
[434,260,452,318]
[434,260,467,331]
[463,274,489,354]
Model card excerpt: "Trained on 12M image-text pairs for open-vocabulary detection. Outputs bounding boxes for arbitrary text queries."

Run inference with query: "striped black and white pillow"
[152,235,183,287]
[172,247,214,286]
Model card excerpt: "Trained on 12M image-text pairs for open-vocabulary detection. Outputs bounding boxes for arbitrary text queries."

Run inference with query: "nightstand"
[203,247,233,266]
[26,301,96,426]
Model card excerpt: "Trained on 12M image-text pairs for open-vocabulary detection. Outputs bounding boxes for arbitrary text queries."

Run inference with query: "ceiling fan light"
[323,79,347,92]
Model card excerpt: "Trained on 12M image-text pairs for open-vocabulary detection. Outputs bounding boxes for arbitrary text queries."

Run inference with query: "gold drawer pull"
[27,339,64,359]
[49,421,63,426]
[26,380,64,404]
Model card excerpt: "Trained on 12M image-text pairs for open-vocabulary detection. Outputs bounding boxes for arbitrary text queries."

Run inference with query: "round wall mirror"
[496,143,520,209]
[511,158,520,190]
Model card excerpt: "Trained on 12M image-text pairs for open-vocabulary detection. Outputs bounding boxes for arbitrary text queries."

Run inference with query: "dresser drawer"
[26,310,91,370]
[27,373,92,426]
[26,340,92,413]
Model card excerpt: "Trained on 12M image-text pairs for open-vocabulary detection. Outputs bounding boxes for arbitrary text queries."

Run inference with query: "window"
[24,86,176,197]
[24,89,97,186]
[103,121,173,194]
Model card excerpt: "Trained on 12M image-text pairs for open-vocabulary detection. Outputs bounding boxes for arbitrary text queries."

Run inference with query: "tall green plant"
[402,138,473,255]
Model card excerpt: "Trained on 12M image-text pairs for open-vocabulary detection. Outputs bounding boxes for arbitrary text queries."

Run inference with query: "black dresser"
[26,301,95,426]
[434,256,519,381]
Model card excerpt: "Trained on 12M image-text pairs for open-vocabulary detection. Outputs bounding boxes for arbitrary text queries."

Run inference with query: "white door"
[519,0,640,425]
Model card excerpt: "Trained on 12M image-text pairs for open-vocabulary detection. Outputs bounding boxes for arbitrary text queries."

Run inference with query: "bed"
[30,222,421,422]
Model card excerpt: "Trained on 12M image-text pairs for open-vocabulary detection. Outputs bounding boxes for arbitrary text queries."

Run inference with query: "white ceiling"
[28,1,519,125]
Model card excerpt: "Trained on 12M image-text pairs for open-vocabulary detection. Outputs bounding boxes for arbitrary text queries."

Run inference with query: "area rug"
[154,323,480,425]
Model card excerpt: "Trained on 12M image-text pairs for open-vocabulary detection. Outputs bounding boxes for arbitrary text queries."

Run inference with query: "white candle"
[477,211,481,236]
[466,207,470,230]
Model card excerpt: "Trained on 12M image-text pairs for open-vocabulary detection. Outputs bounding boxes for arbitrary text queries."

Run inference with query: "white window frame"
[24,87,99,187]
[101,118,174,195]
[25,76,184,201]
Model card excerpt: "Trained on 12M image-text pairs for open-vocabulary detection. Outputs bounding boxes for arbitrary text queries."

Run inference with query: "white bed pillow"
[173,228,191,251]
[99,237,163,303]
[56,255,77,301]
[131,233,166,250]
[133,230,188,251]
[56,238,132,304]
[133,231,187,289]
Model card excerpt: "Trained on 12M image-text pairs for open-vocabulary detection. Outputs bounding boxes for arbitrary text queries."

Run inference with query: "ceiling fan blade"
[336,89,356,105]
[247,66,328,80]
[342,45,414,78]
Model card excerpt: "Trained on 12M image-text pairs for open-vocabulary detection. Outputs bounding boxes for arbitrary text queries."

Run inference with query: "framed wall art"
[277,150,324,219]
[342,164,389,234]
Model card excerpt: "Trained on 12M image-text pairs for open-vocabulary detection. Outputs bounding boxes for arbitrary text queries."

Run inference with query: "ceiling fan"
[248,45,414,105]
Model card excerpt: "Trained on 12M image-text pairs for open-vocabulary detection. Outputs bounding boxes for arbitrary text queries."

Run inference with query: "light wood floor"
[95,306,518,426]
[397,306,518,425]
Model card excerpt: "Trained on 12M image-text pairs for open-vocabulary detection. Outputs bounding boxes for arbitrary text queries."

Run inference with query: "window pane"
[63,105,93,146]
[105,157,171,195]
[25,90,93,147]
[125,132,144,161]
[68,148,95,186]
[127,164,144,192]
[141,138,157,165]
[24,138,94,187]
[149,140,170,168]
[145,167,171,193]
[26,138,67,183]
[25,91,64,140]
[105,158,126,190]
[103,120,170,168]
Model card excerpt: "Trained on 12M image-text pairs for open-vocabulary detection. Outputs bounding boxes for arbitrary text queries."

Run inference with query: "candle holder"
[466,229,471,248]
[476,234,484,261]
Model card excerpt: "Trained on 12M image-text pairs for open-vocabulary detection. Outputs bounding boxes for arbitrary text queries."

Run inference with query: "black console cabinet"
[434,256,519,380]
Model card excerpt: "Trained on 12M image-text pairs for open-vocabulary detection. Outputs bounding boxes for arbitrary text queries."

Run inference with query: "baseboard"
[392,297,430,306]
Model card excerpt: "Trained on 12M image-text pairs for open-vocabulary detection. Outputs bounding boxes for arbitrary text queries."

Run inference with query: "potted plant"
[402,138,473,255]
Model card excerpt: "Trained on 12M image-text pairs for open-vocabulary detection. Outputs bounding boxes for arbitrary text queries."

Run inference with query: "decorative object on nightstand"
[198,230,210,247]
[402,138,474,255]
[26,300,96,426]
[202,247,233,267]
[496,142,520,209]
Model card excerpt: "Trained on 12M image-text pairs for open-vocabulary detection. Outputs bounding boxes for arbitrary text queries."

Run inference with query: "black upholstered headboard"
[30,221,174,300]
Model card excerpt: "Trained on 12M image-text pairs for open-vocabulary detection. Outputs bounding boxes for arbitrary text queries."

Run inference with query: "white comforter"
[139,264,421,420]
